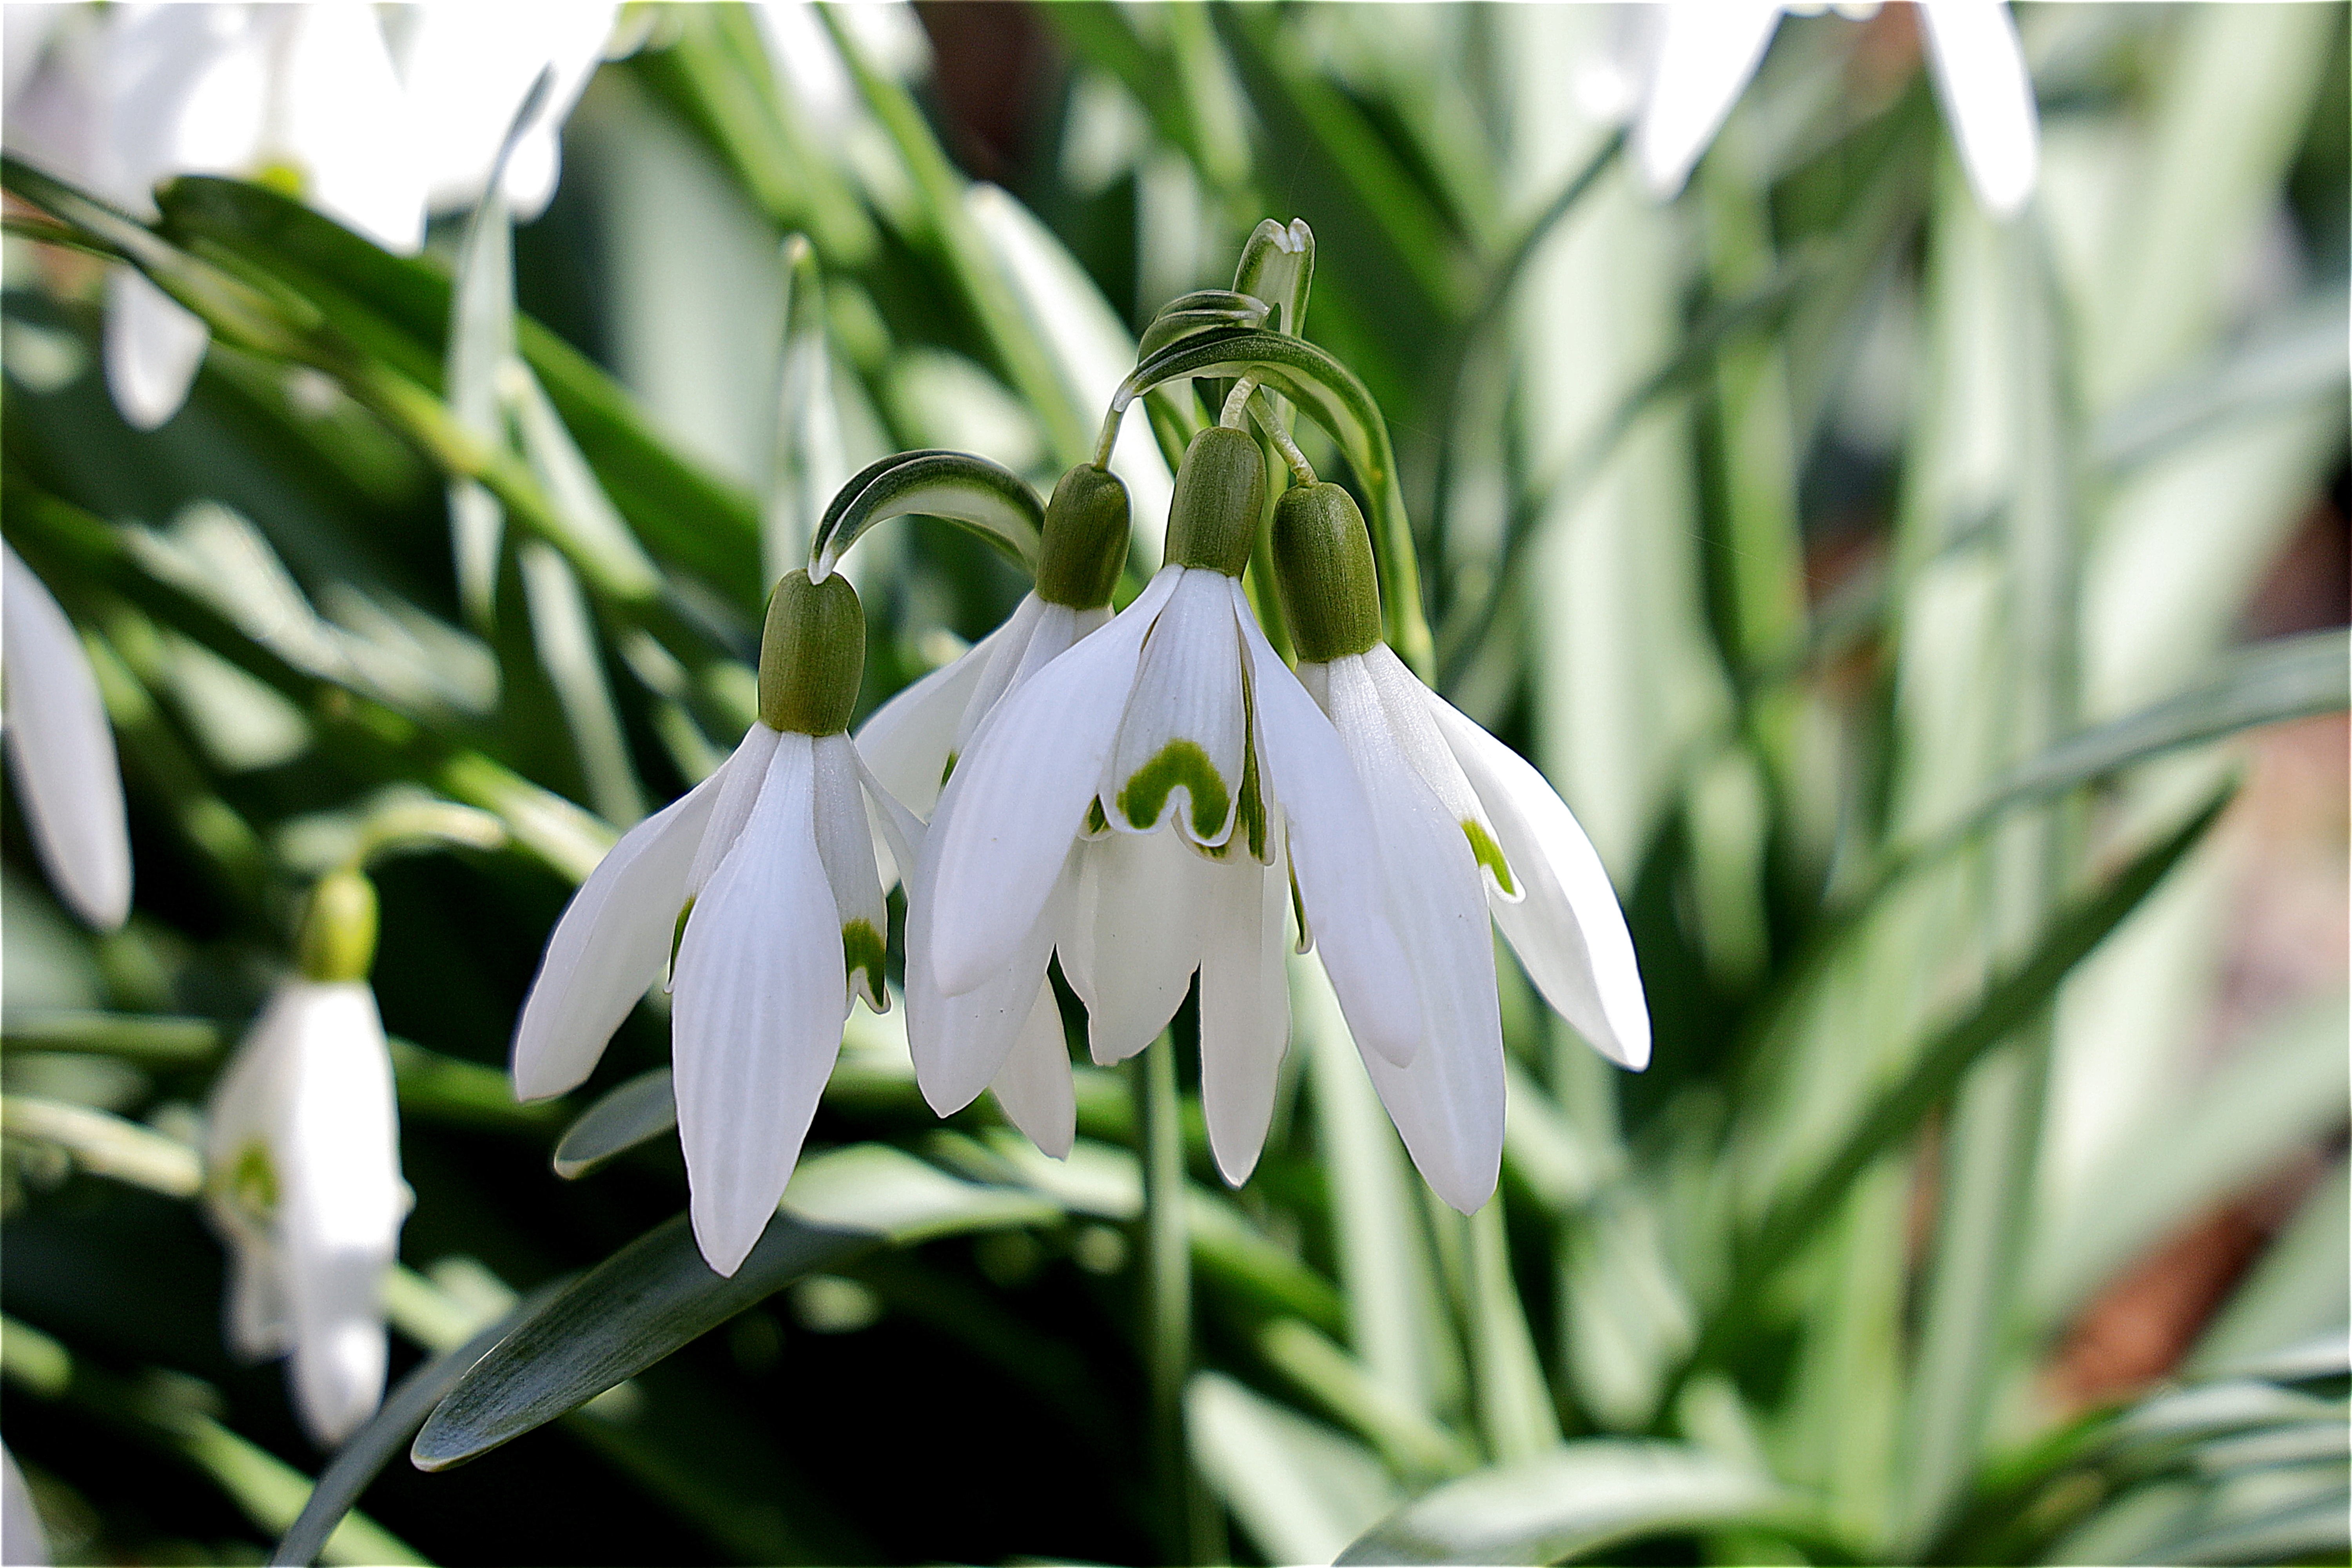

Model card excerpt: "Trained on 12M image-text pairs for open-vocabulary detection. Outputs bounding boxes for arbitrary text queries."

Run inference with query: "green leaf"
[411,1144,1055,1468]
[2188,1161,2351,1376]
[552,1067,677,1179]
[444,155,515,628]
[1334,1441,1804,1566]
[808,449,1043,583]
[0,1011,224,1064]
[763,235,846,583]
[2094,288,2350,475]
[1188,1371,1401,1567]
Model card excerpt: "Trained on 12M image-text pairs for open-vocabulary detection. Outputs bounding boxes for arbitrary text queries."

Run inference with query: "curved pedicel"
[808,449,1044,583]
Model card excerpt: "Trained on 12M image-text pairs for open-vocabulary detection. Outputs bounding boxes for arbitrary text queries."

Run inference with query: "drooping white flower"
[203,872,407,1447]
[512,570,897,1276]
[1624,1,2038,221]
[388,3,618,221]
[2,1443,50,1568]
[1274,481,1648,1212]
[915,430,1424,1187]
[2,542,131,930]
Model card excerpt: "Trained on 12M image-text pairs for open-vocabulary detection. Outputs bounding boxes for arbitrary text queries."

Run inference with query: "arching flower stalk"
[2,542,131,930]
[511,570,900,1276]
[914,425,1424,1187]
[203,869,407,1446]
[1270,478,1650,1211]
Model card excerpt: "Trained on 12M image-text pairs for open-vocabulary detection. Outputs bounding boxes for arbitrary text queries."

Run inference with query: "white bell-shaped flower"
[1624,1,2038,221]
[1274,482,1649,1212]
[2,542,131,930]
[203,872,407,1447]
[915,430,1424,1188]
[389,2,618,222]
[512,571,896,1276]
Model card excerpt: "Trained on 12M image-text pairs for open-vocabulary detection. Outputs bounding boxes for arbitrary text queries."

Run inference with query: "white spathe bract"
[203,980,407,1447]
[511,721,894,1276]
[1628,1,2038,221]
[2,544,131,929]
[915,566,1425,1187]
[1299,643,1649,1212]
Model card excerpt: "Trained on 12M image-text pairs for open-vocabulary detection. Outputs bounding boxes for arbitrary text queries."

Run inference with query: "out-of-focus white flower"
[2,542,131,930]
[203,872,407,1447]
[512,571,896,1276]
[917,432,1424,1188]
[2,1443,50,1568]
[1623,0,2038,220]
[387,3,617,221]
[1274,482,1648,1211]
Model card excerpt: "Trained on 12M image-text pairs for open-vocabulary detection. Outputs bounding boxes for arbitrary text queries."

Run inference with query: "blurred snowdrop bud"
[1622,0,2038,220]
[203,870,408,1447]
[2,543,131,930]
[2,1443,49,1567]
[388,2,618,221]
[512,571,902,1277]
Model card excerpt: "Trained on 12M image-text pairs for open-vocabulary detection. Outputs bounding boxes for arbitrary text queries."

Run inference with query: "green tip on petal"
[296,868,378,984]
[1462,818,1516,897]
[1035,465,1131,609]
[1116,738,1232,840]
[223,1138,279,1222]
[1164,426,1266,577]
[1272,481,1382,664]
[843,919,888,1010]
[759,568,865,735]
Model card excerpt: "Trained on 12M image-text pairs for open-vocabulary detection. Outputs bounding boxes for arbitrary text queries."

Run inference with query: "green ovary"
[1463,819,1516,896]
[1117,739,1232,840]
[842,919,887,1004]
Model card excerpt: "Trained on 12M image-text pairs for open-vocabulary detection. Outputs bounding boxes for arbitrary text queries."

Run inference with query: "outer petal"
[1425,694,1651,1070]
[1234,590,1421,1067]
[401,3,617,219]
[1918,0,2038,221]
[1320,658,1505,1212]
[989,982,1076,1160]
[1195,838,1290,1186]
[813,734,886,1012]
[671,733,845,1276]
[278,5,425,253]
[684,722,782,897]
[103,265,208,431]
[510,772,723,1099]
[855,622,1009,821]
[929,569,1178,997]
[205,988,299,1360]
[276,984,404,1446]
[1078,828,1210,1064]
[1,546,130,928]
[1104,569,1247,848]
[4,1443,50,1568]
[1632,1,1783,199]
[1357,645,1515,902]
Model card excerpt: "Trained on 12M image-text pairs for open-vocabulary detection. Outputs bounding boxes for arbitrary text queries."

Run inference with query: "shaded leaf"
[552,1067,678,1179]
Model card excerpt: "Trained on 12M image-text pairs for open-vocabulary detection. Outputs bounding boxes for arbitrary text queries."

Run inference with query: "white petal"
[1234,589,1421,1067]
[1425,694,1651,1070]
[4,1442,52,1568]
[928,569,1178,997]
[1632,2,1783,198]
[401,3,617,220]
[989,982,1076,1160]
[855,623,1005,822]
[103,265,208,430]
[973,600,1110,754]
[853,745,926,900]
[277,5,424,254]
[1080,828,1210,1065]
[1104,569,1247,848]
[1320,657,1504,1211]
[671,733,844,1276]
[813,734,886,1011]
[1918,0,2038,220]
[1195,843,1290,1186]
[684,722,782,897]
[1,546,130,928]
[1357,645,1514,903]
[950,591,1049,756]
[510,775,723,1099]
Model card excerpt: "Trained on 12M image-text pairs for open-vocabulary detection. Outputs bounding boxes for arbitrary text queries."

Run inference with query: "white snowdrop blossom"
[2,542,131,930]
[916,432,1425,1188]
[511,571,895,1276]
[1274,482,1648,1211]
[1,3,616,430]
[2,1443,50,1568]
[1623,0,2038,220]
[202,873,407,1447]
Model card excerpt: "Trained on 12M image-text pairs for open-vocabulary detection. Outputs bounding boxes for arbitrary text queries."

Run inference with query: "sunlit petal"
[684,722,782,898]
[1080,828,1210,1064]
[1632,2,1783,198]
[1918,0,2038,220]
[989,982,1077,1160]
[1,544,130,929]
[1195,841,1290,1185]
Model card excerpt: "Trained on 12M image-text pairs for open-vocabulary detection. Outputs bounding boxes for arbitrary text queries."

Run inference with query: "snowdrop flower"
[389,3,618,221]
[1626,1,2038,220]
[203,871,407,1446]
[2,543,131,929]
[858,464,1131,1159]
[1271,481,1649,1211]
[512,571,895,1276]
[916,428,1423,1186]
[2,1443,49,1568]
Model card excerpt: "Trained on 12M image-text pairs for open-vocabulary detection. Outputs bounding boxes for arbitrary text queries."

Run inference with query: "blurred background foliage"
[2,4,2347,1565]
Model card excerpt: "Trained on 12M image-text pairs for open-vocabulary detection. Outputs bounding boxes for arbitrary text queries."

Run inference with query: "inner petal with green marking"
[1463,818,1517,898]
[842,919,887,1010]
[1115,738,1233,843]
[225,1138,279,1223]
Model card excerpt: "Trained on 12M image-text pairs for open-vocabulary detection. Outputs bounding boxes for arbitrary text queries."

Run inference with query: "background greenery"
[2,4,2346,1564]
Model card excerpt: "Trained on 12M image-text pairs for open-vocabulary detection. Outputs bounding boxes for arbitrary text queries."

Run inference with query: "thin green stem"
[1247,391,1317,486]
[1131,1037,1200,1564]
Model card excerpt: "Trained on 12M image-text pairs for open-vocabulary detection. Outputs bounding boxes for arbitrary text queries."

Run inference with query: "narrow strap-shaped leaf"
[808,450,1043,582]
[517,541,646,826]
[272,1281,567,1566]
[0,1011,224,1064]
[444,91,524,628]
[764,236,846,582]
[552,1067,677,1179]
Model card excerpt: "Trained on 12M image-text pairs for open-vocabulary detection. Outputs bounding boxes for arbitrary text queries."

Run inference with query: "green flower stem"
[1247,392,1317,487]
[1131,1039,1203,1565]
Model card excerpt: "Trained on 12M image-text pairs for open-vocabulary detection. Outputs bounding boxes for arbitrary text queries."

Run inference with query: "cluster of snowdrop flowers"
[202,868,408,1447]
[1,1,618,428]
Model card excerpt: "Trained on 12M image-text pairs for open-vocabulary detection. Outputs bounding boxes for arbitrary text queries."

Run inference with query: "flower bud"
[1034,464,1130,609]
[296,868,379,984]
[1163,426,1265,578]
[1272,481,1383,663]
[758,569,864,736]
